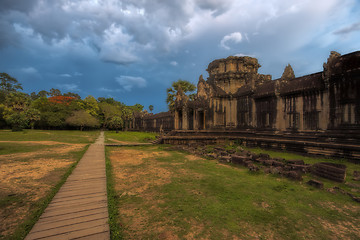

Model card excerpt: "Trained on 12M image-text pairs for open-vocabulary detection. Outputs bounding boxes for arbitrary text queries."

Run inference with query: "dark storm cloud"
[0,20,20,48]
[334,22,360,35]
[0,0,38,13]
[0,0,359,112]
[195,0,232,16]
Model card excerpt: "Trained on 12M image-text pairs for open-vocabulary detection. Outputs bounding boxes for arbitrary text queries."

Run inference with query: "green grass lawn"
[0,129,99,143]
[105,131,158,143]
[107,145,360,240]
[0,142,59,155]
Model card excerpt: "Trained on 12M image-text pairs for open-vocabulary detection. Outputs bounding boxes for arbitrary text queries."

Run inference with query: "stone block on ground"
[220,156,232,163]
[214,147,225,152]
[248,163,259,172]
[286,159,305,165]
[259,153,270,160]
[243,160,253,167]
[312,162,347,183]
[264,167,271,174]
[307,179,324,189]
[236,146,244,152]
[226,149,236,154]
[271,166,283,175]
[282,171,303,181]
[251,153,260,161]
[273,157,285,162]
[353,171,360,181]
[231,155,249,165]
[263,160,274,166]
[272,160,285,167]
[288,164,311,173]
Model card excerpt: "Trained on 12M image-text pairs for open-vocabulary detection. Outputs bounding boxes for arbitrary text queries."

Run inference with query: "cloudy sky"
[1,0,360,113]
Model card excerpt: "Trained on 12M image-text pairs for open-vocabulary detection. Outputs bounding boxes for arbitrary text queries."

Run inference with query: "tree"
[108,116,123,133]
[0,73,23,92]
[98,102,121,128]
[38,90,49,98]
[48,95,76,105]
[166,79,196,111]
[133,103,144,112]
[82,95,99,117]
[63,92,81,99]
[5,92,30,111]
[42,111,67,129]
[49,88,62,97]
[66,110,100,131]
[149,105,154,113]
[25,108,41,129]
[5,112,28,131]
[97,97,117,105]
[0,73,23,102]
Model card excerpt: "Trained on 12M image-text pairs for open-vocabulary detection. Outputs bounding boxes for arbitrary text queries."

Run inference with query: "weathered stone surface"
[272,160,285,167]
[231,155,249,165]
[286,159,305,165]
[226,149,236,154]
[265,166,282,175]
[220,156,232,163]
[288,164,311,173]
[251,153,260,161]
[353,171,360,181]
[259,153,270,160]
[248,164,260,172]
[282,171,303,181]
[243,160,253,167]
[263,160,274,166]
[307,179,324,189]
[312,162,346,182]
[207,153,217,159]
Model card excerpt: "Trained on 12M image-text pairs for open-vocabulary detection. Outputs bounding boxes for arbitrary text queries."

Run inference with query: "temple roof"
[253,81,275,98]
[208,82,227,97]
[144,111,172,119]
[279,72,324,95]
[234,85,253,97]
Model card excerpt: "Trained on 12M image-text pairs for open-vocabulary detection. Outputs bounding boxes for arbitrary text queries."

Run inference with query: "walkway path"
[26,132,110,240]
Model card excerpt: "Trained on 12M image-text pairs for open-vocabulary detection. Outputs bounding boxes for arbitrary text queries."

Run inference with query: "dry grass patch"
[0,141,86,239]
[109,147,183,239]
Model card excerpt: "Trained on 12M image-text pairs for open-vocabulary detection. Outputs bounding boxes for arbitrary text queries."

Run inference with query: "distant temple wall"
[130,51,360,134]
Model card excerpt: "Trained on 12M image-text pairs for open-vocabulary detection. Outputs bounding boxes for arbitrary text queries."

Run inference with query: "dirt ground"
[0,141,86,238]
[110,147,182,239]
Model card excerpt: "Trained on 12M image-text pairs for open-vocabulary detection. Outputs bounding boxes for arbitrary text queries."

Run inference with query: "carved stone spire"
[323,51,341,78]
[281,64,295,82]
[197,75,210,99]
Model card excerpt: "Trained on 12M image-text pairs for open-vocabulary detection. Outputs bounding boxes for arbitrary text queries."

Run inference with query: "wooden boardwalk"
[25,132,110,240]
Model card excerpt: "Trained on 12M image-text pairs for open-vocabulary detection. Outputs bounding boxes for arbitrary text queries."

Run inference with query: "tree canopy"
[166,79,196,111]
[0,73,146,131]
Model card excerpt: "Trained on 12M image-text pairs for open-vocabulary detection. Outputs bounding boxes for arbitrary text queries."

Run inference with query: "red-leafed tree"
[48,96,76,105]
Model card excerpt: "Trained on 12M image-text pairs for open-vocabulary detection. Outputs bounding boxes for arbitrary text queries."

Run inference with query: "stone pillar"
[275,96,286,131]
[319,90,330,130]
[297,96,304,130]
[232,99,237,127]
[203,111,206,130]
[194,110,198,130]
[251,98,256,128]
[174,110,179,130]
[182,107,188,130]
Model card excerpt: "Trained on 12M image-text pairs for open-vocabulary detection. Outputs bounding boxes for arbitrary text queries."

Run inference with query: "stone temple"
[129,51,360,160]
